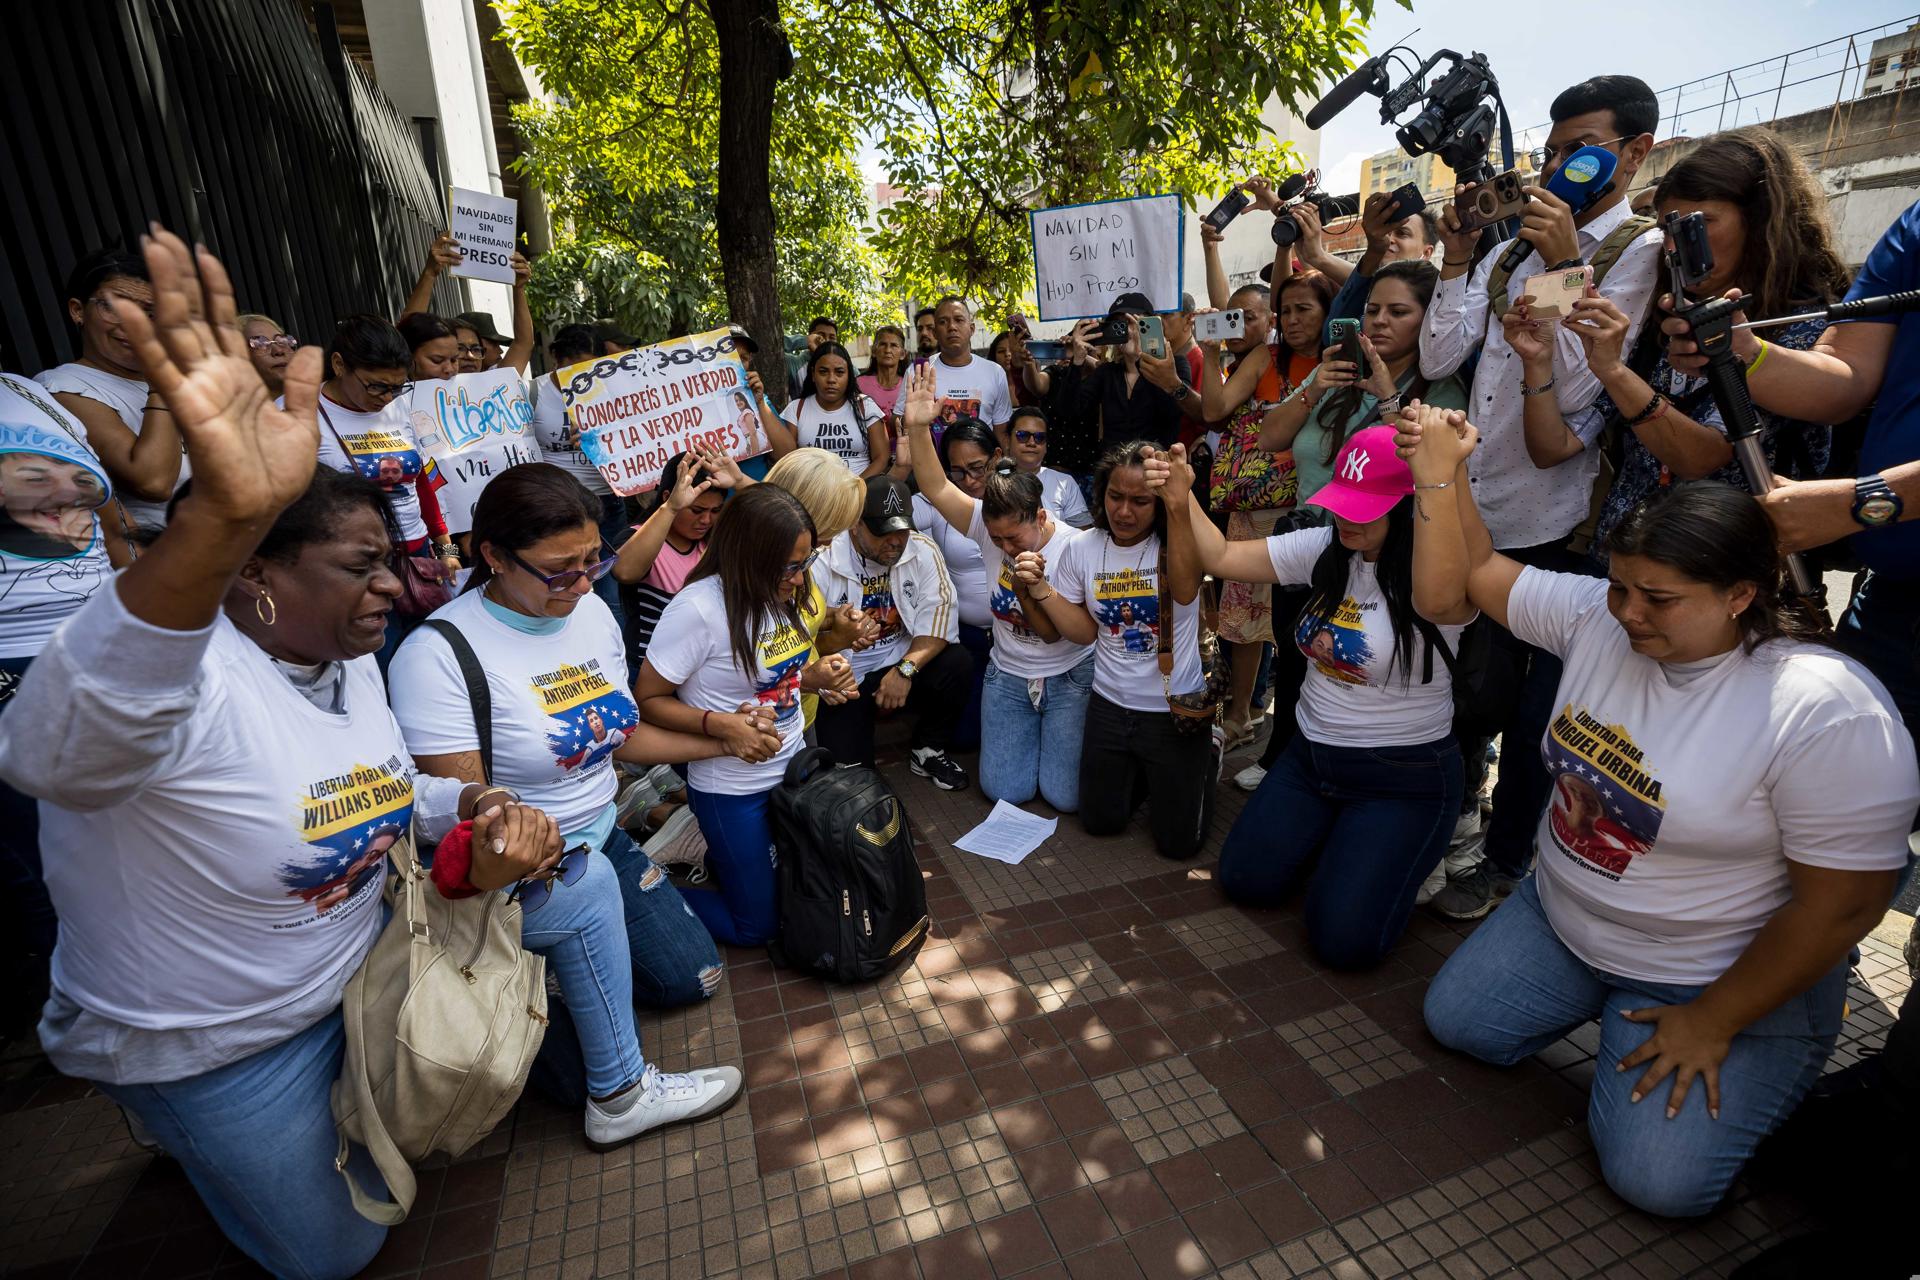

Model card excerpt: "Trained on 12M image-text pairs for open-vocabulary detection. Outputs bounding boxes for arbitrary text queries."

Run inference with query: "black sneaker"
[910,747,969,791]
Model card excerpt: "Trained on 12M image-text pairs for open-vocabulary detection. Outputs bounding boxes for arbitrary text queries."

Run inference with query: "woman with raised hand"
[636,483,840,945]
[902,364,1092,811]
[613,448,732,667]
[0,229,743,1280]
[1150,431,1468,969]
[767,341,888,477]
[1399,401,1917,1219]
[1014,440,1216,858]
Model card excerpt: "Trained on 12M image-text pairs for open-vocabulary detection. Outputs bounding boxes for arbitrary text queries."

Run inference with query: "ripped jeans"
[528,823,722,1107]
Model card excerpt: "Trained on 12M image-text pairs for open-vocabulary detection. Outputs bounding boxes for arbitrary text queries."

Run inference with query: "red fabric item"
[429,820,484,899]
[414,472,450,539]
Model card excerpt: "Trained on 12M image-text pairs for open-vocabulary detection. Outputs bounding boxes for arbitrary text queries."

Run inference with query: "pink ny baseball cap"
[1305,425,1413,523]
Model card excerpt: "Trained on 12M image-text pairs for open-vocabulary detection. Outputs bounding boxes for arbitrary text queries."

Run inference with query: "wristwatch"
[1852,474,1904,528]
[895,659,919,679]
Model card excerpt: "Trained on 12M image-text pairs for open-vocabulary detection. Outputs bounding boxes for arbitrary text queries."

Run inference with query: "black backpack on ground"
[767,748,930,983]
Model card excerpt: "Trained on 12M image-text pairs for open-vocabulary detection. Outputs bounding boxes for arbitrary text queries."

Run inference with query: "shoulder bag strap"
[1156,542,1176,684]
[316,400,353,458]
[422,619,492,782]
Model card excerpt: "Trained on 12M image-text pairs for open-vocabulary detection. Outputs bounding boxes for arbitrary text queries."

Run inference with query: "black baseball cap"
[1108,291,1155,317]
[727,323,759,354]
[455,310,510,345]
[862,475,914,536]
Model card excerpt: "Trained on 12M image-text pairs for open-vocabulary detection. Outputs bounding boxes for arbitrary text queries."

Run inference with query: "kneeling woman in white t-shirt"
[637,484,823,945]
[768,342,888,478]
[0,234,745,1279]
[1018,440,1216,858]
[1156,427,1470,970]
[391,464,764,1017]
[901,365,1092,811]
[1403,404,1918,1219]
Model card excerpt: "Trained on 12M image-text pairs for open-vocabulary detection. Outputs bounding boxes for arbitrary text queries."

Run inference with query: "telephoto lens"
[1270,215,1301,247]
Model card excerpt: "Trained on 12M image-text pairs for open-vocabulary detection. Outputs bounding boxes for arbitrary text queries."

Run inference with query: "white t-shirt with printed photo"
[779,394,882,474]
[1508,568,1919,985]
[1266,528,1468,748]
[1049,531,1201,712]
[817,531,912,680]
[313,396,429,542]
[644,576,809,794]
[389,591,638,836]
[912,495,990,629]
[930,354,1013,430]
[965,503,1090,679]
[36,361,187,535]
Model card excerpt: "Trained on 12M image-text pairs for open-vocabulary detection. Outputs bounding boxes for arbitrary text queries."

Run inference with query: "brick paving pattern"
[0,738,1911,1279]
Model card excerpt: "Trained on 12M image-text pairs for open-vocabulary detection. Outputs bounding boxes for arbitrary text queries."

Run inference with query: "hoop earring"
[255,590,277,627]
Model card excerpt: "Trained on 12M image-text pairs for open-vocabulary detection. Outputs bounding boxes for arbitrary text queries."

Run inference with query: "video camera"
[1266,170,1361,248]
[1306,43,1510,190]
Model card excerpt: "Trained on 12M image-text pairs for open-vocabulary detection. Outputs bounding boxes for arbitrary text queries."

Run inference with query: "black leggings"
[1077,692,1217,860]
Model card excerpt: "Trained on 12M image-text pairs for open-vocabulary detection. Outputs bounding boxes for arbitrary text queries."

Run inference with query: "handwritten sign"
[1030,194,1184,322]
[447,185,518,284]
[406,367,539,533]
[558,328,767,496]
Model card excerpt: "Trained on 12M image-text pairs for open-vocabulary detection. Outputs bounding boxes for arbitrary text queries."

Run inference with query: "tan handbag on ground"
[331,823,549,1224]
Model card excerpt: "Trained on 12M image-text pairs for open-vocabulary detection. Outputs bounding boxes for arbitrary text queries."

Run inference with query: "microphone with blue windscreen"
[1496,145,1620,275]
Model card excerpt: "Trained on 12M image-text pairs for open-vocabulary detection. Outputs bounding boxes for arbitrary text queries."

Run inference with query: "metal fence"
[0,0,457,376]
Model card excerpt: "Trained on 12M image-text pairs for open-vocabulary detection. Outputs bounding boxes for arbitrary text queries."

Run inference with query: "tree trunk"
[711,0,790,406]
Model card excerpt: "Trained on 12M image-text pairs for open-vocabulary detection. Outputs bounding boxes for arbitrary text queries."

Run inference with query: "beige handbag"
[331,823,549,1224]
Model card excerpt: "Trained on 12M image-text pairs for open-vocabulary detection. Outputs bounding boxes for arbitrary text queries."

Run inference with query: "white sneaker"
[584,1064,744,1152]
[614,774,664,831]
[643,805,708,882]
[1232,763,1267,792]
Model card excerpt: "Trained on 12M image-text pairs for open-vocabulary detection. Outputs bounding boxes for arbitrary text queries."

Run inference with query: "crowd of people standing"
[0,67,1916,1279]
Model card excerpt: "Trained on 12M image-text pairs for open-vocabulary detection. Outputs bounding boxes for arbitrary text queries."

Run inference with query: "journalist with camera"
[1415,74,1666,919]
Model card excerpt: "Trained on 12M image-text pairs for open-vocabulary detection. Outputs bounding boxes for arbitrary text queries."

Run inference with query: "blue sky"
[1315,0,1920,189]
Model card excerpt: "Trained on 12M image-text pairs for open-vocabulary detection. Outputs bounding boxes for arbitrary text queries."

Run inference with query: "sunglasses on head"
[507,845,590,912]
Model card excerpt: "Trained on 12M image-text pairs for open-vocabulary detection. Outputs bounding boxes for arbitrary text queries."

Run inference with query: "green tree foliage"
[501,0,1384,333]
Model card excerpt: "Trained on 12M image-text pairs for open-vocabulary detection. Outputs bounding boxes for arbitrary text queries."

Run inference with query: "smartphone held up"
[1194,310,1244,343]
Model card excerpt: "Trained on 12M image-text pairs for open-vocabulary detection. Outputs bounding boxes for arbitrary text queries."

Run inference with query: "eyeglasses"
[948,461,993,481]
[782,549,821,581]
[350,369,413,400]
[507,546,618,593]
[507,844,590,912]
[1527,136,1632,171]
[1012,430,1047,445]
[456,343,485,358]
[248,335,301,354]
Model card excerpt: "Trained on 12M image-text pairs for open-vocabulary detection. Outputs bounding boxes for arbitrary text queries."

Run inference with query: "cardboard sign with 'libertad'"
[1030,194,1184,322]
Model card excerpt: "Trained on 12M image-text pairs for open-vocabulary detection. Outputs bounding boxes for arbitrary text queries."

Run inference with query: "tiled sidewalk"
[0,745,1910,1280]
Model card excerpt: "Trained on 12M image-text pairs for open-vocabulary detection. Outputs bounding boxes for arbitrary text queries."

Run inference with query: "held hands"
[1515,185,1580,269]
[116,225,321,526]
[717,702,783,762]
[833,603,882,651]
[1011,550,1049,589]
[1615,1001,1738,1121]
[803,654,860,706]
[468,802,564,893]
[1140,443,1195,496]
[1394,400,1477,479]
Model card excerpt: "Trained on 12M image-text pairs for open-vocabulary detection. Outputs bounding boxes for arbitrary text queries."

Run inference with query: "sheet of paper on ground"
[1030,194,1184,322]
[406,367,538,534]
[559,328,767,495]
[953,800,1059,865]
[447,186,518,284]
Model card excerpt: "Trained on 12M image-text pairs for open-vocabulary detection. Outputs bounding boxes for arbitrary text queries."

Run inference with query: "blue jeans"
[979,654,1095,812]
[1219,734,1462,970]
[1424,876,1848,1218]
[591,494,628,631]
[101,1012,391,1280]
[529,825,720,1107]
[686,786,779,946]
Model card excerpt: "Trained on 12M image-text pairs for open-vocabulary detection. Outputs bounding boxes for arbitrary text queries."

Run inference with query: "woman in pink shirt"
[612,449,735,669]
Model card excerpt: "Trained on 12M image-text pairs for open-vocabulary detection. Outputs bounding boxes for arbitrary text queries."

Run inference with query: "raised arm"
[1400,403,1516,628]
[900,362,978,531]
[1201,223,1231,310]
[502,252,536,374]
[613,464,711,584]
[401,231,461,321]
[1144,445,1275,583]
[50,390,185,504]
[1503,304,1587,470]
